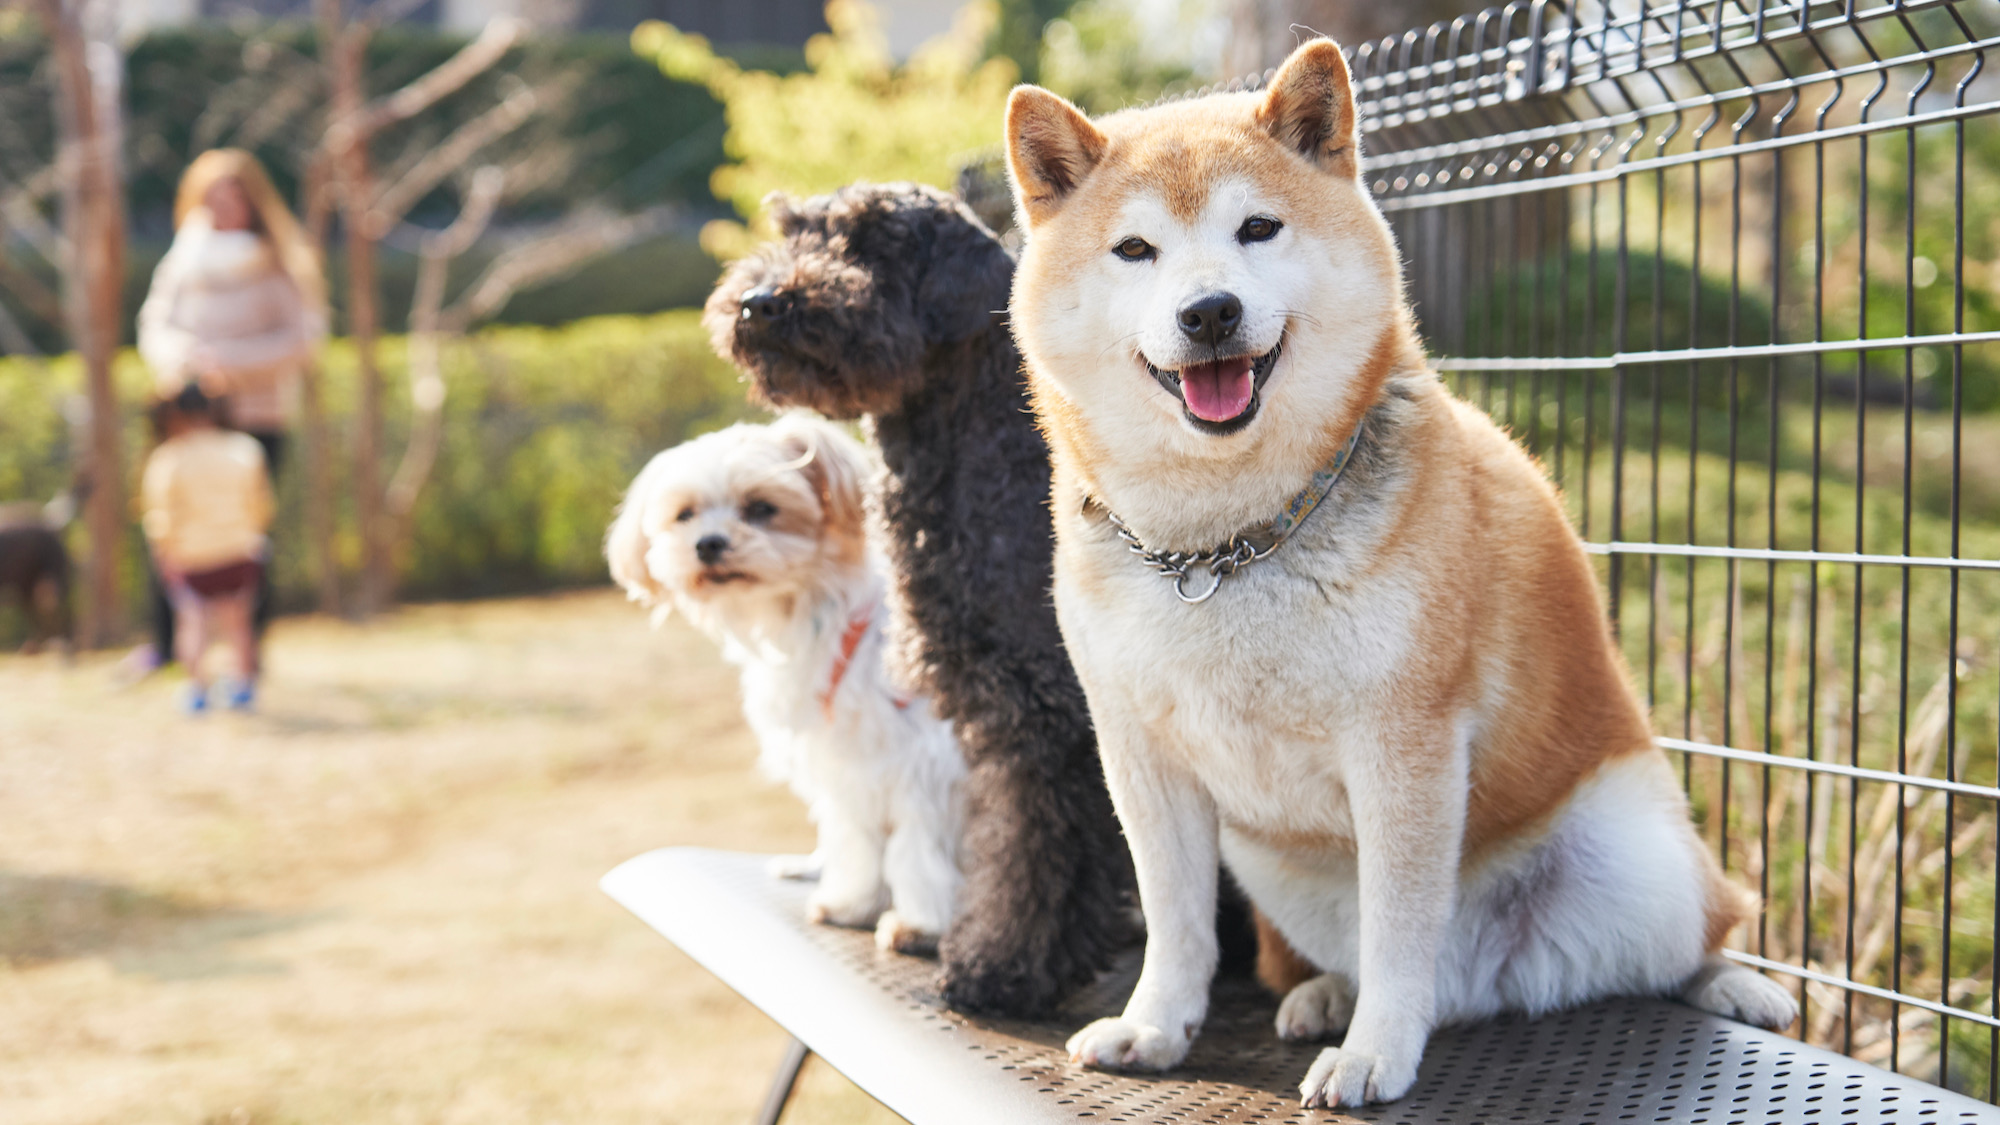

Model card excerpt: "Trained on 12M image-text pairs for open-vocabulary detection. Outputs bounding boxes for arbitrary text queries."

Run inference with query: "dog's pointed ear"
[606,461,669,612]
[1006,85,1107,227]
[1257,38,1360,179]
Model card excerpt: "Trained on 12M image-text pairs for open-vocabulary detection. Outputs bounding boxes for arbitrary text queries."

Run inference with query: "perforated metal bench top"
[602,847,2000,1125]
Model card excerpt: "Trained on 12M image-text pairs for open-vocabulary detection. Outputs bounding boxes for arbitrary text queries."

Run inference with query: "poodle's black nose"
[1178,292,1242,345]
[695,534,730,564]
[740,286,792,323]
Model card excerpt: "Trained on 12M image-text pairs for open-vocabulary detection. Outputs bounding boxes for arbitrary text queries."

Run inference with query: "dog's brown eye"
[674,507,695,523]
[1113,237,1156,262]
[743,499,778,523]
[1238,217,1282,243]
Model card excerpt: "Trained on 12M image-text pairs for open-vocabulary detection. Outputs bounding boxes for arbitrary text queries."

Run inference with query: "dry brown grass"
[0,590,903,1125]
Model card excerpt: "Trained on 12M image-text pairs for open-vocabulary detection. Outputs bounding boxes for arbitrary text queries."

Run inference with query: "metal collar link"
[1104,512,1271,604]
[1094,426,1363,605]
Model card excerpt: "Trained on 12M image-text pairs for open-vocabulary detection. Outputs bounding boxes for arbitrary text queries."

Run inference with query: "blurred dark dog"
[0,483,82,654]
[704,182,1135,1016]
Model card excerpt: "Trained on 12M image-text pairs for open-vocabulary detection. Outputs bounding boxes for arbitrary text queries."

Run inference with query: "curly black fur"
[705,182,1135,1016]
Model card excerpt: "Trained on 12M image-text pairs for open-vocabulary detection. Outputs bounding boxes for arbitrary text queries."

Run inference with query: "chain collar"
[1094,426,1363,605]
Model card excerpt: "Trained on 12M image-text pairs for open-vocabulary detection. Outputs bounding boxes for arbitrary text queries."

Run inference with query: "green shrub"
[0,311,761,641]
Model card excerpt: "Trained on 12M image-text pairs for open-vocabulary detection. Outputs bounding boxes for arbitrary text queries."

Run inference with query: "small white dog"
[607,415,965,954]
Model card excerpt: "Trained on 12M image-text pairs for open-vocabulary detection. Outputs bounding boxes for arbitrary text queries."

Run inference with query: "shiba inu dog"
[1003,38,1798,1109]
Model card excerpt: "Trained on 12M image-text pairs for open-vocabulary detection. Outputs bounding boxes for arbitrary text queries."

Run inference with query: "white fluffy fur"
[606,416,966,952]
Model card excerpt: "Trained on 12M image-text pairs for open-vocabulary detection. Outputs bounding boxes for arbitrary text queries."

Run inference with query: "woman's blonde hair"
[173,148,328,317]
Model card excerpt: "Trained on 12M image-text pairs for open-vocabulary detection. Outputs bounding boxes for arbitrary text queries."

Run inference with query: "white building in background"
[870,0,965,57]
[116,0,203,36]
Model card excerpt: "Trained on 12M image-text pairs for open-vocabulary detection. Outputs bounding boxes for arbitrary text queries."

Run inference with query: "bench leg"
[754,1035,811,1125]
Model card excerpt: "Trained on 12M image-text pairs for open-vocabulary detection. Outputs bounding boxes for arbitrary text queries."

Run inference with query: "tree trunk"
[42,0,128,648]
[300,153,343,618]
[325,18,389,617]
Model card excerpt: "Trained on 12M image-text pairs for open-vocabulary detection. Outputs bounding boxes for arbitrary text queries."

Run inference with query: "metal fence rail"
[1355,0,2000,1100]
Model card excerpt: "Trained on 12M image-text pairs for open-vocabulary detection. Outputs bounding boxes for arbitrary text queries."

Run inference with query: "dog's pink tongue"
[1179,357,1256,422]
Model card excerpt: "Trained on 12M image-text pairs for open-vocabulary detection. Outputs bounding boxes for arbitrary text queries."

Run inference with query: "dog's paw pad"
[1687,966,1799,1030]
[806,894,882,930]
[874,911,939,957]
[1066,1017,1186,1072]
[1299,1046,1417,1108]
[766,853,822,881]
[1276,973,1354,1042]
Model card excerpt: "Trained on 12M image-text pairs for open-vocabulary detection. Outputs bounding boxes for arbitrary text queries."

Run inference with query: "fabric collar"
[817,602,910,719]
[819,604,877,721]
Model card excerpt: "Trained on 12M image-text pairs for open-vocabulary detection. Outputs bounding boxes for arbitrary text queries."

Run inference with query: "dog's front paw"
[807,891,883,930]
[1684,964,1799,1030]
[1276,973,1354,1042]
[1066,1017,1188,1071]
[874,910,940,957]
[1299,1045,1418,1108]
[766,853,822,881]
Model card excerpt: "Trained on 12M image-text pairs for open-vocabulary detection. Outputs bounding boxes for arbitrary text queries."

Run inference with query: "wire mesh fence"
[1352,0,2000,1099]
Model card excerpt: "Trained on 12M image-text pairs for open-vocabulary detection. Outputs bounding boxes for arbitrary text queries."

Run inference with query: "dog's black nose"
[695,534,730,564]
[1178,292,1242,345]
[740,286,791,323]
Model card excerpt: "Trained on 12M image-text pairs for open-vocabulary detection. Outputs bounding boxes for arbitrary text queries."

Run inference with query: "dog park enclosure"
[1357,0,2000,1100]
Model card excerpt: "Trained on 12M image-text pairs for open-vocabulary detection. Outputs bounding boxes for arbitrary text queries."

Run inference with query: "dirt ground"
[0,590,903,1125]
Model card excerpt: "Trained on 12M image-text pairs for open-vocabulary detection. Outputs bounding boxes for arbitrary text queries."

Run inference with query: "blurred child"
[141,386,274,712]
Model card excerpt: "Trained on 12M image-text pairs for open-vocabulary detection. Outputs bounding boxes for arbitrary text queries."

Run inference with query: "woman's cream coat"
[138,209,326,432]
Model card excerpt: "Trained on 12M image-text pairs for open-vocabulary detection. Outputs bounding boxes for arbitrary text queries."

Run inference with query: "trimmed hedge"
[0,311,761,639]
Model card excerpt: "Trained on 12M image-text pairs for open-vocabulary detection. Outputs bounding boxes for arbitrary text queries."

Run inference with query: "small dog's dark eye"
[674,507,695,523]
[743,499,778,523]
[1113,237,1156,262]
[1238,217,1282,243]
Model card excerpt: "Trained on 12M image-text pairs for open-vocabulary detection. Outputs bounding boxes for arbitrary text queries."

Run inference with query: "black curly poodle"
[703,181,1136,1017]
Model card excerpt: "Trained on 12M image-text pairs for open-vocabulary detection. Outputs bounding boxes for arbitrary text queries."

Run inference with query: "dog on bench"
[704,182,1133,1016]
[607,415,966,954]
[1005,39,1796,1108]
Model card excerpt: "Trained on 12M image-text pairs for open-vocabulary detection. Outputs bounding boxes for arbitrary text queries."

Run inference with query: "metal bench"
[602,847,2000,1124]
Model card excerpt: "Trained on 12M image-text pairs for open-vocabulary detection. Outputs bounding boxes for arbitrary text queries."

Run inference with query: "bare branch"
[329,16,527,150]
[386,165,503,523]
[1,163,65,264]
[226,52,326,153]
[421,166,506,264]
[0,249,63,324]
[363,75,561,237]
[0,291,39,357]
[188,39,317,152]
[442,203,679,333]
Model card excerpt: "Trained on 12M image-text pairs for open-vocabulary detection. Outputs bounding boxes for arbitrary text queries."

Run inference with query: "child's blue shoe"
[178,683,209,714]
[223,678,257,712]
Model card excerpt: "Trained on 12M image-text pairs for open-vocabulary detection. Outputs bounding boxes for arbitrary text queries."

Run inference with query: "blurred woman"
[132,149,325,674]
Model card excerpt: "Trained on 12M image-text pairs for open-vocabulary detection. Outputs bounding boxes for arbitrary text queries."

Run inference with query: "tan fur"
[1013,85,1665,873]
[1006,37,1790,1108]
[1254,908,1319,998]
